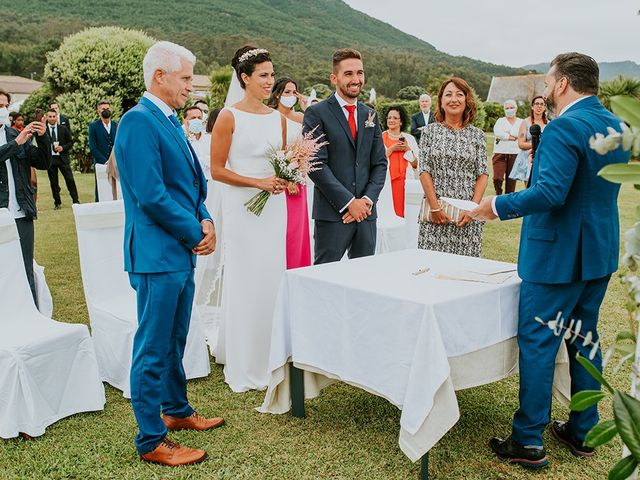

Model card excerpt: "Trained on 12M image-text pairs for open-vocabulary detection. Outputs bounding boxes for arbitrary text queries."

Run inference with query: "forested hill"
[2,0,525,98]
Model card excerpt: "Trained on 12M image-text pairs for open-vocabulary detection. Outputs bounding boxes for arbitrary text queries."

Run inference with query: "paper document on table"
[435,269,516,284]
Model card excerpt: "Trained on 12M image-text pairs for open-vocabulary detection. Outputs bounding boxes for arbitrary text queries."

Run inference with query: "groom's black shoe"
[551,420,595,457]
[489,435,549,469]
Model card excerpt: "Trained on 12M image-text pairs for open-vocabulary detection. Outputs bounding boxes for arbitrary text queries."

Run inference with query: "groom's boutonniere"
[365,111,376,128]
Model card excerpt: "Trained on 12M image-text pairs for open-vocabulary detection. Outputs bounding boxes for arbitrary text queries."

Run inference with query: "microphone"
[530,124,541,160]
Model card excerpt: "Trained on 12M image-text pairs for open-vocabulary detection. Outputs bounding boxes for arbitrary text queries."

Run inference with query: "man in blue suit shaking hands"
[115,41,223,467]
[472,53,629,469]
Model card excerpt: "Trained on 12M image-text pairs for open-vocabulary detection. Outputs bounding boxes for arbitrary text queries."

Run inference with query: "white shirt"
[493,117,523,154]
[422,111,431,126]
[48,124,60,156]
[102,120,111,135]
[1,126,26,219]
[189,133,211,180]
[558,95,592,117]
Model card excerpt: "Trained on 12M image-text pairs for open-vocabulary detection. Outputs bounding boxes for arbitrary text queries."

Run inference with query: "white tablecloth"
[259,249,570,461]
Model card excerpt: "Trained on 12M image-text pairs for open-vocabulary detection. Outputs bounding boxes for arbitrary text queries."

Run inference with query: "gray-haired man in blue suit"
[115,41,223,467]
[303,48,387,264]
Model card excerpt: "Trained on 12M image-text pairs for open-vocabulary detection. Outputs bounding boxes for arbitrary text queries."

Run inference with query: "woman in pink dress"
[267,77,312,269]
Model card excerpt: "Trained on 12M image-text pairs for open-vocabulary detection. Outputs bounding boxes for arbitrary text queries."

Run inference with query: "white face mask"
[504,107,517,118]
[188,120,204,135]
[280,95,297,109]
[0,107,10,126]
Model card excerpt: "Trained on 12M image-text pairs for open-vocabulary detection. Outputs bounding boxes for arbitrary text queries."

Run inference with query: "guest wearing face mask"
[267,76,312,269]
[491,99,522,195]
[182,106,210,179]
[88,99,118,201]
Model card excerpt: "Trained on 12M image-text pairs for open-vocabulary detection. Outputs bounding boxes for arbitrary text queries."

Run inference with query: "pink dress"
[285,184,311,268]
[284,119,312,269]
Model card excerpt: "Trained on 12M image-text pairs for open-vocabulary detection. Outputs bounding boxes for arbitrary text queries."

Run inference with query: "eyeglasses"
[533,102,545,106]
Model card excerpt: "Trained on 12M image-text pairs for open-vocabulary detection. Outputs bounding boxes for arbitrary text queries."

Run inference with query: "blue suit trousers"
[128,270,195,454]
[512,275,611,446]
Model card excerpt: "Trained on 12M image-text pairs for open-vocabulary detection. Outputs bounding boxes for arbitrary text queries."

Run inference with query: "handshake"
[342,197,373,224]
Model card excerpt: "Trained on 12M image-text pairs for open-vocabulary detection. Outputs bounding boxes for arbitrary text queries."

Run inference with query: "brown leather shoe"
[162,412,225,431]
[140,438,207,466]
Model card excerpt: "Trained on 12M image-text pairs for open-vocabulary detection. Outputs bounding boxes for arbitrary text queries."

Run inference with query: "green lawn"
[0,146,637,479]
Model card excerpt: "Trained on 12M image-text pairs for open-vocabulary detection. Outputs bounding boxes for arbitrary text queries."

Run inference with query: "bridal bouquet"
[245,127,328,216]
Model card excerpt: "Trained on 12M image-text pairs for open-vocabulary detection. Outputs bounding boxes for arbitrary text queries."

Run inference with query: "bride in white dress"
[210,46,289,392]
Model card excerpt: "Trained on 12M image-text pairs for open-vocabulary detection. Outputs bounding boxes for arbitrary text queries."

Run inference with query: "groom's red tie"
[344,105,357,141]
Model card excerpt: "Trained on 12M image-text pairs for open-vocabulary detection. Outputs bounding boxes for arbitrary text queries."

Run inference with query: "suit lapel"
[356,104,368,152]
[140,97,196,174]
[327,96,355,149]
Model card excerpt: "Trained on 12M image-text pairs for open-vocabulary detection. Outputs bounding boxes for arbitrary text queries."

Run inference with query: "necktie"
[344,104,357,140]
[169,114,186,139]
[50,126,57,142]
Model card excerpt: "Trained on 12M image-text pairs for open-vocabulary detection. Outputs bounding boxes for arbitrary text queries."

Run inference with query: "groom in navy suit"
[303,48,387,264]
[115,41,223,467]
[472,53,629,468]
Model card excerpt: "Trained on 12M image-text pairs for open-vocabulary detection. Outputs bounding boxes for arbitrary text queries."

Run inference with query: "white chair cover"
[375,166,406,254]
[95,163,121,202]
[0,208,105,439]
[404,179,423,249]
[33,260,53,318]
[72,201,210,398]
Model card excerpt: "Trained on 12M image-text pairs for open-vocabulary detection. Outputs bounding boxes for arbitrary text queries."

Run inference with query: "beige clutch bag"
[419,197,479,223]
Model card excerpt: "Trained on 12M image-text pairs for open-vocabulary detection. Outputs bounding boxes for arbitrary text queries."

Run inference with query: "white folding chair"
[375,166,406,254]
[73,201,210,398]
[404,179,423,249]
[0,209,104,439]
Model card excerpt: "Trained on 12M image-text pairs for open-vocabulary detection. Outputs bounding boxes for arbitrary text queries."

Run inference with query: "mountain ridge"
[2,0,526,97]
[522,60,640,80]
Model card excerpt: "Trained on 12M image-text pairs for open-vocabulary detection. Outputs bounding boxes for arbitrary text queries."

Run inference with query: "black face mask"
[100,109,112,119]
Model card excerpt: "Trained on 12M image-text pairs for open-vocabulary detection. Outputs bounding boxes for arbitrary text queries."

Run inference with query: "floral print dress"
[417,122,488,257]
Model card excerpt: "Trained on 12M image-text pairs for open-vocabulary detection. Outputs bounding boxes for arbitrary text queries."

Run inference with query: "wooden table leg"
[420,452,429,480]
[289,363,305,418]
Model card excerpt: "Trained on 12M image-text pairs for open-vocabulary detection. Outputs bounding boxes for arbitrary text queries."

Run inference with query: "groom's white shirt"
[333,92,371,213]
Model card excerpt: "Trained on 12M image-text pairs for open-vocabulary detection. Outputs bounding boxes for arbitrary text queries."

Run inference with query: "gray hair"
[503,99,517,108]
[419,94,431,102]
[143,41,196,90]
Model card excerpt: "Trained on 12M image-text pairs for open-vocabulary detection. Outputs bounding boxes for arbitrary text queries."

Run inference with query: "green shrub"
[374,100,419,131]
[42,26,155,170]
[19,84,54,123]
[209,65,233,109]
[396,85,425,101]
[599,75,640,110]
[303,83,332,99]
[483,102,504,131]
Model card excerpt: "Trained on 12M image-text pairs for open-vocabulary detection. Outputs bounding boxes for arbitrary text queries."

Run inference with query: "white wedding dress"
[217,107,287,392]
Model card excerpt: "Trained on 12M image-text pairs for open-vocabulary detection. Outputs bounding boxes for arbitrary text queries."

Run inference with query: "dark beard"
[339,84,361,99]
[545,92,556,116]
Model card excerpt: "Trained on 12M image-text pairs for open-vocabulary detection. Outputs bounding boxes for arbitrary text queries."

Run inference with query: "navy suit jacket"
[88,119,118,165]
[495,96,630,284]
[114,96,210,274]
[410,111,434,140]
[303,95,387,222]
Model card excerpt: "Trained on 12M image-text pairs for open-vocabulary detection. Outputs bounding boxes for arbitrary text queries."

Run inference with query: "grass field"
[0,141,637,479]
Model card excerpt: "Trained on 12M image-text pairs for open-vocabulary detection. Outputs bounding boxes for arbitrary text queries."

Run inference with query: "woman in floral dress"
[417,77,488,257]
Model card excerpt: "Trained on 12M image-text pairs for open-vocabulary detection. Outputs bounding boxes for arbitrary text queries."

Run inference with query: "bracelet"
[430,208,442,212]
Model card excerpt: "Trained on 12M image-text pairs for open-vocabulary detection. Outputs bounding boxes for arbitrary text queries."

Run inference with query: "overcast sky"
[343,0,639,67]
